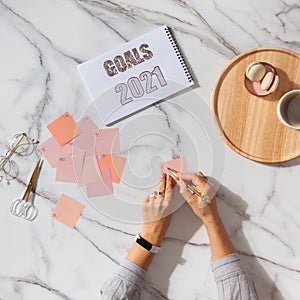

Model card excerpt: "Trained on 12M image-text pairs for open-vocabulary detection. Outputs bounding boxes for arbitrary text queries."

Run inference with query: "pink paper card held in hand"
[38,137,61,168]
[51,194,84,228]
[95,128,120,155]
[160,157,187,181]
[86,168,113,198]
[47,112,80,146]
[98,154,126,183]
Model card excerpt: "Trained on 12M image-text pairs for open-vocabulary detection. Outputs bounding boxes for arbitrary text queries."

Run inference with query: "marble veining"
[0,0,300,299]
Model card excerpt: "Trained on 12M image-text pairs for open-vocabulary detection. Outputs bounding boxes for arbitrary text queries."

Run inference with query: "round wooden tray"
[211,47,300,163]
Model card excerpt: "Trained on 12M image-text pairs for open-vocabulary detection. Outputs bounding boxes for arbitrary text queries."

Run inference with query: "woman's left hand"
[140,173,174,246]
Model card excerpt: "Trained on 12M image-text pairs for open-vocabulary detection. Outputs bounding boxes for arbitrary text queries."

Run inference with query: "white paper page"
[78,26,194,124]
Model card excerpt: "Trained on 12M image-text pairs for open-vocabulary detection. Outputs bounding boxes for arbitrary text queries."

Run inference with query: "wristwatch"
[135,234,161,254]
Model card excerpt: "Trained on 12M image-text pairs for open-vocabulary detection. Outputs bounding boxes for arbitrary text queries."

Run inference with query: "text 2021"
[115,66,167,105]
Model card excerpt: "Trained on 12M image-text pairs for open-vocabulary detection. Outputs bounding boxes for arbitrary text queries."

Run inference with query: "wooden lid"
[211,47,300,163]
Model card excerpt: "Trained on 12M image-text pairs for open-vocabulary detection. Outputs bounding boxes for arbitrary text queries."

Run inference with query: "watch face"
[136,235,152,251]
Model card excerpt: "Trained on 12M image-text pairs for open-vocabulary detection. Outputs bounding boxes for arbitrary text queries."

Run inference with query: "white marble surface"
[0,0,300,299]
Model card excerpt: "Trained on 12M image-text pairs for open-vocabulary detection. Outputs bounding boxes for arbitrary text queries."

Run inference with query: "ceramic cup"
[277,89,300,129]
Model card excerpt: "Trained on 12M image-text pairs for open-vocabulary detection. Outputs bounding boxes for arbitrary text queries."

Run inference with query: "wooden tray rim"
[211,46,300,163]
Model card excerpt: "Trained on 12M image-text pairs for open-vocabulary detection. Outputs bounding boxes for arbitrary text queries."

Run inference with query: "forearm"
[203,214,235,261]
[102,173,173,298]
[203,204,258,299]
[126,241,155,271]
[101,234,155,299]
[127,173,172,271]
[126,219,167,271]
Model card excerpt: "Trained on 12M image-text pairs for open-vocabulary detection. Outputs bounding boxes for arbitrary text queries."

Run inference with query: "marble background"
[0,0,300,299]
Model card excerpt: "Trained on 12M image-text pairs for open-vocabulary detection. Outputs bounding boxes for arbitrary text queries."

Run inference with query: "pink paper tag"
[51,194,85,228]
[38,137,61,168]
[95,128,120,155]
[73,115,99,155]
[47,112,80,146]
[80,155,103,186]
[86,168,113,198]
[98,154,126,183]
[160,157,187,180]
[55,148,85,183]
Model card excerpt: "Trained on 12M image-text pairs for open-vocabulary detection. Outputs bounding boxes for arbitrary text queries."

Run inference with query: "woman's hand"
[126,173,175,270]
[177,171,236,261]
[177,171,218,224]
[139,173,174,246]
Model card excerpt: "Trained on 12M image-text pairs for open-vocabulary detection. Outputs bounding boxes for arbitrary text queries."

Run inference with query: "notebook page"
[78,26,194,124]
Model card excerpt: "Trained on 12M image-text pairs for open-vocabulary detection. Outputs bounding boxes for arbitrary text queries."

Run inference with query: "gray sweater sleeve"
[211,253,259,300]
[101,253,258,300]
[100,259,145,299]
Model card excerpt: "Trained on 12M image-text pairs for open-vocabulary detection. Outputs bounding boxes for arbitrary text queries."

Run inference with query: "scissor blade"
[21,159,43,202]
[27,159,43,192]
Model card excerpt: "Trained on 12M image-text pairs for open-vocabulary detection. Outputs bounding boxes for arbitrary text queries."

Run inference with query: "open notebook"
[78,26,194,125]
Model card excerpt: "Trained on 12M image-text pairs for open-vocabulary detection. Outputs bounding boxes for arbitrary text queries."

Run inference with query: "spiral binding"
[164,27,193,83]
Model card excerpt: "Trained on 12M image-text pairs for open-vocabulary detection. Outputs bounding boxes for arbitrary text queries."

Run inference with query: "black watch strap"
[135,234,161,254]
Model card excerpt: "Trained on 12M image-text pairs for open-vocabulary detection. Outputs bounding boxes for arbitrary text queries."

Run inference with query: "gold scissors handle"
[10,159,43,221]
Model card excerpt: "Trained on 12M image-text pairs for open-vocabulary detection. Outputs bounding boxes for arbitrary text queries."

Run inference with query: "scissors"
[10,159,43,221]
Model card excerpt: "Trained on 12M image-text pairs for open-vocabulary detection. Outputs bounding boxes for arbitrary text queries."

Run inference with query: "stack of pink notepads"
[39,112,126,198]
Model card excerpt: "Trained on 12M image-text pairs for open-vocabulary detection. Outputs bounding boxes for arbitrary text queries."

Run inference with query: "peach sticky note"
[47,112,80,146]
[98,154,126,183]
[51,194,84,228]
[160,157,187,180]
[38,137,61,168]
[95,128,120,155]
[86,168,113,198]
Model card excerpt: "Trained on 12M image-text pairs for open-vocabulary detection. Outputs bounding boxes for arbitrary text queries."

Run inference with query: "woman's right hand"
[176,172,218,223]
